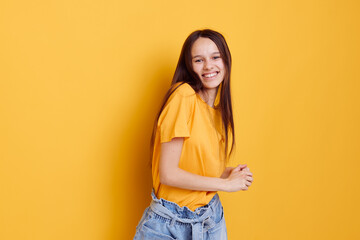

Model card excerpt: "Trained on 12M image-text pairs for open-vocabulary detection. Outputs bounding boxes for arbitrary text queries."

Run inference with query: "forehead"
[191,37,219,56]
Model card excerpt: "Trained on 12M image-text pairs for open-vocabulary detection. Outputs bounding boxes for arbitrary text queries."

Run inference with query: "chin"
[201,80,223,90]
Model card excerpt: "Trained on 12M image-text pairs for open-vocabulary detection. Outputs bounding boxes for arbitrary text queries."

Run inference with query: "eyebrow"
[192,52,220,59]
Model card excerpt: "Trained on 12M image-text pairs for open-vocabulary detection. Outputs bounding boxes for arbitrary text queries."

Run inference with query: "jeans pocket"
[135,207,150,231]
[211,205,224,226]
[141,224,177,240]
[208,205,227,237]
[208,217,227,240]
[137,212,177,240]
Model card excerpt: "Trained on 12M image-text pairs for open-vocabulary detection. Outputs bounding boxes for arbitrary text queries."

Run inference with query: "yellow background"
[1,0,359,239]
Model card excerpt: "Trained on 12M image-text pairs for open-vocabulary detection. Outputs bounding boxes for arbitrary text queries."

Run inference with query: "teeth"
[204,72,217,78]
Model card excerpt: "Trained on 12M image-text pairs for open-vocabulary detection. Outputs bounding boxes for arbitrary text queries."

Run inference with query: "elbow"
[159,172,171,186]
[159,169,176,186]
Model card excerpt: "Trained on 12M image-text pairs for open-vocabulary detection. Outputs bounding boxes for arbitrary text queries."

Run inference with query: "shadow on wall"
[111,60,175,239]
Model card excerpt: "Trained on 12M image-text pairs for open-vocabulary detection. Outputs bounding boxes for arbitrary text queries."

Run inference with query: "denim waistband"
[149,189,222,239]
[149,189,220,224]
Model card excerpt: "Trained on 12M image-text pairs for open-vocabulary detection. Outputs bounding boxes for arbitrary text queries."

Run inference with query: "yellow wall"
[1,0,359,239]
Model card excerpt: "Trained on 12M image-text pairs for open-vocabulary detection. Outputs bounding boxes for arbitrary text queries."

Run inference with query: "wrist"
[217,177,229,192]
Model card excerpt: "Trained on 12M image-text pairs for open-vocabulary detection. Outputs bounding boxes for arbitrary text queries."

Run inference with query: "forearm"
[161,167,228,192]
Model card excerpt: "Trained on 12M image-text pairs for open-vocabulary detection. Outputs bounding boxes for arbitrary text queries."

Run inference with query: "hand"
[240,165,253,189]
[224,164,253,192]
[220,167,234,179]
[220,164,247,179]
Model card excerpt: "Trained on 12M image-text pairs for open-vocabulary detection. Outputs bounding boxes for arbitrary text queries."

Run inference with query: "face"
[191,37,226,90]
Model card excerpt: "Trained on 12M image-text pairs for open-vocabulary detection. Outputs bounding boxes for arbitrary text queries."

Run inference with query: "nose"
[203,60,214,70]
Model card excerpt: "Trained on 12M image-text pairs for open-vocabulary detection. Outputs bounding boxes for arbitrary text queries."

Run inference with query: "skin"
[159,37,253,192]
[191,37,226,107]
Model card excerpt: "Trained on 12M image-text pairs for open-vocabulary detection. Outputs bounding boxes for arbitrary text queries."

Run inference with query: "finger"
[240,171,252,178]
[239,172,247,178]
[231,165,242,172]
[235,164,247,171]
[244,179,251,185]
[239,164,247,170]
[230,168,242,175]
[243,171,253,176]
[246,176,253,182]
[242,186,248,191]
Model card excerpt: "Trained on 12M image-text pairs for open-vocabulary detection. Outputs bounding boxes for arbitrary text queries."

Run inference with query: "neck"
[199,87,218,107]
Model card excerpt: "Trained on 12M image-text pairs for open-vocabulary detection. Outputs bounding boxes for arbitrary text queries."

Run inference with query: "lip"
[202,71,219,79]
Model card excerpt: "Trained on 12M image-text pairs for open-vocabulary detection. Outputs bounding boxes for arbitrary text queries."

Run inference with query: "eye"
[213,56,221,60]
[194,59,203,63]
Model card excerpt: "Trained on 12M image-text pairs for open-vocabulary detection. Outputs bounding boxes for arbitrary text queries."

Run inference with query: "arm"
[159,137,253,192]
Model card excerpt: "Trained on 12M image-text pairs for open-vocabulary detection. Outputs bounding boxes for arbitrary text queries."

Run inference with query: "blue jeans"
[134,189,227,240]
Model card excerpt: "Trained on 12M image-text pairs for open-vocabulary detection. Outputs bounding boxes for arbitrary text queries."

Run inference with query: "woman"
[134,29,253,240]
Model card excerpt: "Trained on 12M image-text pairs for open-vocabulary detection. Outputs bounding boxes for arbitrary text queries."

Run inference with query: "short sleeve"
[157,84,196,143]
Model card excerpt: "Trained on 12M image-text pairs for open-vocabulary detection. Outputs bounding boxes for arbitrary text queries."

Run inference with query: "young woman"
[133,29,253,240]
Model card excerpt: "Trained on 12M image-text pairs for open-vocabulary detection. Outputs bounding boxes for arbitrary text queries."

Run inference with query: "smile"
[202,71,219,78]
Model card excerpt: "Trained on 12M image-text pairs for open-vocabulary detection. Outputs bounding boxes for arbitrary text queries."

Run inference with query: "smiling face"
[191,37,226,91]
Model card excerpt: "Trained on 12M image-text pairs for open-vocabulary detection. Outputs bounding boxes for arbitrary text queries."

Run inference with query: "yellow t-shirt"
[152,82,231,211]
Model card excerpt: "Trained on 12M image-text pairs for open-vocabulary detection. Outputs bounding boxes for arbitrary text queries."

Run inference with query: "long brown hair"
[150,29,235,166]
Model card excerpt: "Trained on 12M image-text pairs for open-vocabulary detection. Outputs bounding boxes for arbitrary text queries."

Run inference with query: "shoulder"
[171,82,196,98]
[162,82,197,112]
[158,82,197,124]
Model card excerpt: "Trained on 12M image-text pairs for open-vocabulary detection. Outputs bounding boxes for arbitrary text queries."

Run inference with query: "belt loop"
[191,222,203,240]
[170,217,176,227]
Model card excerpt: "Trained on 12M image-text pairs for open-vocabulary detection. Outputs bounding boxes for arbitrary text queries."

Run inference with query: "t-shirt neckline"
[195,93,218,112]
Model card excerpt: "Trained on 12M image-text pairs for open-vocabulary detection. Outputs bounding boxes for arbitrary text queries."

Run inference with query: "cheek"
[219,63,226,75]
[193,65,202,75]
[219,61,225,70]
